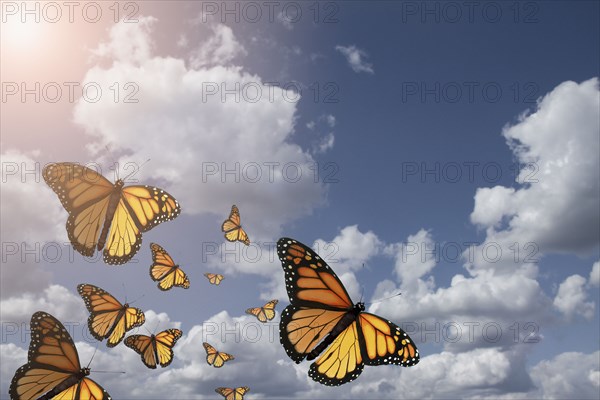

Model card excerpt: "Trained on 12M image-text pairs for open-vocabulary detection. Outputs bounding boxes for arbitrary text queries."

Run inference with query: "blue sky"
[1,1,599,399]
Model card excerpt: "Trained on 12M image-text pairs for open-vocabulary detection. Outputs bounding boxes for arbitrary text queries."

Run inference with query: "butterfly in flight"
[10,311,111,400]
[203,342,235,368]
[149,243,190,290]
[215,387,249,400]
[277,238,420,386]
[221,205,249,245]
[246,299,278,323]
[43,162,181,265]
[124,329,182,369]
[78,284,145,347]
[204,273,224,285]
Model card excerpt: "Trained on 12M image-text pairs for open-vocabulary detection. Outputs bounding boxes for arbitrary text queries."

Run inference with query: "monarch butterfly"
[221,205,249,245]
[78,284,145,347]
[215,387,249,400]
[203,342,235,368]
[277,238,420,386]
[10,311,111,400]
[43,162,181,265]
[149,243,190,290]
[246,299,278,323]
[124,329,182,369]
[204,273,224,285]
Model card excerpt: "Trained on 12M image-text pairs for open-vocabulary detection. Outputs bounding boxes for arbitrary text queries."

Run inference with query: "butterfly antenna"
[129,293,145,306]
[366,292,402,305]
[86,342,100,369]
[359,286,365,303]
[104,144,120,181]
[123,158,151,183]
[93,370,126,374]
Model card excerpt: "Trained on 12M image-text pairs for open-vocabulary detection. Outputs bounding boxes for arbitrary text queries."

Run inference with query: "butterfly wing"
[261,300,278,321]
[215,387,249,400]
[203,342,234,368]
[221,205,250,245]
[150,243,190,290]
[78,284,145,347]
[357,313,419,367]
[124,335,157,369]
[154,329,182,367]
[43,163,115,258]
[277,238,354,362]
[9,312,111,400]
[204,273,224,285]
[103,186,180,265]
[53,377,110,400]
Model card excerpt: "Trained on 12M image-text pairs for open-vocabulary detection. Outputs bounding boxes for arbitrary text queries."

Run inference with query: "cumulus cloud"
[73,16,327,263]
[471,78,599,255]
[1,150,65,298]
[335,45,374,74]
[554,274,595,319]
[189,23,247,68]
[590,261,600,287]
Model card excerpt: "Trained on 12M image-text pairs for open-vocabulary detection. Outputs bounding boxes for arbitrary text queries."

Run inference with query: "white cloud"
[554,274,595,319]
[73,16,327,258]
[589,261,600,287]
[1,150,65,298]
[530,351,600,399]
[471,78,600,255]
[313,132,335,154]
[176,33,188,48]
[92,16,157,64]
[189,23,247,68]
[277,11,295,30]
[335,45,374,74]
[388,229,437,293]
[0,284,85,325]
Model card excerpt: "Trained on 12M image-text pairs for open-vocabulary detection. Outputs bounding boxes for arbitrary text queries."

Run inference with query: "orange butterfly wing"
[221,205,250,245]
[125,329,182,369]
[203,342,235,368]
[149,243,190,290]
[9,312,110,400]
[78,284,145,347]
[215,387,249,400]
[246,300,278,323]
[277,237,420,386]
[204,273,224,285]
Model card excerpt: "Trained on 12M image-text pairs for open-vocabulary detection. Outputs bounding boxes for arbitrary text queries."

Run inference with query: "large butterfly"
[204,273,224,285]
[221,205,250,245]
[124,329,182,369]
[10,311,111,400]
[277,238,420,386]
[43,162,181,265]
[149,243,190,290]
[203,342,235,368]
[78,284,145,347]
[215,387,249,400]
[246,299,278,323]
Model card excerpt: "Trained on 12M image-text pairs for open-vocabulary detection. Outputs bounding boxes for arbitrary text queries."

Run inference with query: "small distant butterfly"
[215,387,249,400]
[124,329,182,369]
[221,205,249,245]
[43,162,181,265]
[277,238,420,386]
[246,299,278,323]
[204,273,224,285]
[10,311,111,400]
[203,342,235,368]
[78,283,145,347]
[149,243,190,290]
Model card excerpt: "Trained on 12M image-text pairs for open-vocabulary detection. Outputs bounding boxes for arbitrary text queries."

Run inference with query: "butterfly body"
[277,238,419,386]
[96,179,124,251]
[10,312,111,400]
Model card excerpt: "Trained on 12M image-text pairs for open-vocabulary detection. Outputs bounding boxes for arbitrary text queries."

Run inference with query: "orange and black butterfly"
[215,387,249,400]
[78,283,145,347]
[43,162,181,265]
[221,205,249,245]
[149,243,190,290]
[10,311,111,400]
[277,238,420,386]
[204,273,224,285]
[246,299,278,323]
[124,329,182,369]
[203,342,235,368]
